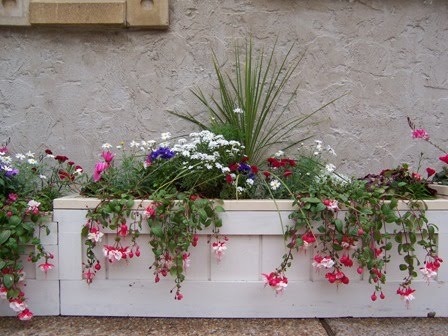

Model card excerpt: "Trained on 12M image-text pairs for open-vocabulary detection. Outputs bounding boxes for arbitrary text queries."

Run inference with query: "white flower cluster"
[171,130,244,174]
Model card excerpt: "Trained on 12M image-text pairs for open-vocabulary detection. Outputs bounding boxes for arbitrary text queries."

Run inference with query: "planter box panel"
[0,280,59,316]
[106,235,154,280]
[261,235,312,281]
[53,198,448,318]
[210,236,260,281]
[60,280,446,317]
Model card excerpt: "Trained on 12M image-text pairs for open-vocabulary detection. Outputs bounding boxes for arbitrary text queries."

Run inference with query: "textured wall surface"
[0,0,447,176]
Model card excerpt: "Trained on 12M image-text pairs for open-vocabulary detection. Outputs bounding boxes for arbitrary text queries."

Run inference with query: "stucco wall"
[1,0,447,176]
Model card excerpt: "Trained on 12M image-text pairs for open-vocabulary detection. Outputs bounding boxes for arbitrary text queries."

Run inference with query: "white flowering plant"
[0,145,83,320]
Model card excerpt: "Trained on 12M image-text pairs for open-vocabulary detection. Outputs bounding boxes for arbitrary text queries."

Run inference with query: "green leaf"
[334,219,344,234]
[333,243,343,251]
[9,215,21,227]
[302,197,321,204]
[0,260,6,269]
[151,225,164,238]
[394,234,402,244]
[3,274,14,289]
[0,230,11,245]
[315,203,327,212]
[214,206,225,213]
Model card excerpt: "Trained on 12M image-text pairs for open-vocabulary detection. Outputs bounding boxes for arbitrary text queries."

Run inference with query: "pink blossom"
[192,234,199,247]
[325,270,349,284]
[18,308,33,321]
[182,252,191,271]
[27,200,40,213]
[8,193,18,202]
[397,286,416,305]
[93,162,109,182]
[262,271,288,295]
[312,255,335,269]
[9,299,27,312]
[87,227,104,243]
[301,231,316,249]
[323,199,339,212]
[38,262,54,273]
[84,269,95,284]
[144,204,157,219]
[426,167,436,177]
[101,151,115,163]
[340,254,353,267]
[439,154,448,164]
[103,245,129,263]
[212,239,228,262]
[412,129,430,140]
[0,285,7,300]
[118,223,129,237]
[175,291,184,300]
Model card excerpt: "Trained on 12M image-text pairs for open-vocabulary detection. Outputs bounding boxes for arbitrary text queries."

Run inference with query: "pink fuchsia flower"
[83,268,95,284]
[18,308,33,321]
[412,172,422,181]
[439,154,448,164]
[174,291,184,300]
[101,151,115,163]
[9,299,27,312]
[301,231,316,249]
[397,286,416,305]
[212,238,228,262]
[103,245,129,263]
[144,204,157,219]
[192,234,199,247]
[27,200,40,214]
[93,162,109,182]
[325,270,349,285]
[420,256,443,283]
[262,271,288,295]
[426,167,436,177]
[118,223,129,237]
[312,255,335,269]
[323,199,339,212]
[87,227,104,243]
[0,285,7,300]
[38,262,54,273]
[8,193,17,202]
[182,252,191,271]
[412,129,430,140]
[340,254,354,267]
[0,147,9,154]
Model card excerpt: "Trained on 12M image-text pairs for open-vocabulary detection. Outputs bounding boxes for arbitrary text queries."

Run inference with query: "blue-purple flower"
[149,147,175,161]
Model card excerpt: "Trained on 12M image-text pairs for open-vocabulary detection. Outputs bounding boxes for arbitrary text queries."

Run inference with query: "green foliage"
[170,40,340,165]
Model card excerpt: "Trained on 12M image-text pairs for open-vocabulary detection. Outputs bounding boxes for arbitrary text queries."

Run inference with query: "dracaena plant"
[169,40,342,166]
[0,145,83,320]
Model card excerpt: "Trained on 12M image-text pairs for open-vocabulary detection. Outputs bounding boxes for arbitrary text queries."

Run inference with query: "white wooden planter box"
[53,197,448,318]
[0,218,60,316]
[430,184,448,199]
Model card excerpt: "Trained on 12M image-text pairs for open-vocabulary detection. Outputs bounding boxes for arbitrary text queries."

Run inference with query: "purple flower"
[149,147,175,161]
[5,169,19,177]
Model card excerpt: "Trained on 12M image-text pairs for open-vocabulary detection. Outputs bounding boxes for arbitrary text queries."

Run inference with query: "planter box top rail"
[54,195,448,211]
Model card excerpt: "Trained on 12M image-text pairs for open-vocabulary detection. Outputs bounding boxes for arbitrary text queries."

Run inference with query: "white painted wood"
[53,198,448,318]
[0,280,60,316]
[210,236,260,281]
[60,280,447,317]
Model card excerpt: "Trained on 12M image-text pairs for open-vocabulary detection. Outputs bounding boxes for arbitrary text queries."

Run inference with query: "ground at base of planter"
[0,317,447,336]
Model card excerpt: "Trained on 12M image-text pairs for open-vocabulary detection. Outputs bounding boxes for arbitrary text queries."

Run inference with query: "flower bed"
[53,196,448,318]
